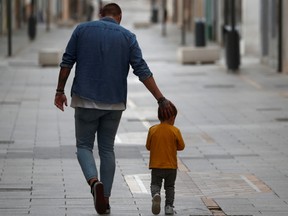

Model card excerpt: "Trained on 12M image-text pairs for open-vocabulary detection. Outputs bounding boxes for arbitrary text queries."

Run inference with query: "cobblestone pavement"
[1,0,288,215]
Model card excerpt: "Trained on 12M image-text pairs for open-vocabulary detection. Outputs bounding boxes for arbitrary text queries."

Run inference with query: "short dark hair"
[158,102,177,121]
[100,3,122,17]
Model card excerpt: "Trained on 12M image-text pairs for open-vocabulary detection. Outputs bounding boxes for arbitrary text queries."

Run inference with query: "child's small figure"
[146,104,185,215]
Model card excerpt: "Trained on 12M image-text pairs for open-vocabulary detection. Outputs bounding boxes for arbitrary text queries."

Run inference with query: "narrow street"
[0,1,288,215]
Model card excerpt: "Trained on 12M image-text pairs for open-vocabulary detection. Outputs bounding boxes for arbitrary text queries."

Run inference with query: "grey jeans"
[150,168,177,206]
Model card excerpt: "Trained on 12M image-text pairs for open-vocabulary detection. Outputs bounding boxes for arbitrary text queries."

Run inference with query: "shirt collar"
[100,17,119,24]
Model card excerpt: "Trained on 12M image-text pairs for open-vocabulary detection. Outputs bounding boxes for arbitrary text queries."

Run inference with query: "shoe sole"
[93,182,107,214]
[152,194,161,215]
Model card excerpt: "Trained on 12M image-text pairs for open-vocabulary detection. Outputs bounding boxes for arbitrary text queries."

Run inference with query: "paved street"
[1,1,288,215]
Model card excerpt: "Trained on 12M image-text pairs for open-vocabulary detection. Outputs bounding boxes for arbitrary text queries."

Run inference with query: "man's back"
[75,18,132,71]
[63,17,133,104]
[61,16,152,104]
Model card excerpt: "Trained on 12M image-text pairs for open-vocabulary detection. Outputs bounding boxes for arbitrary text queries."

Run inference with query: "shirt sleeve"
[60,26,78,68]
[129,34,153,82]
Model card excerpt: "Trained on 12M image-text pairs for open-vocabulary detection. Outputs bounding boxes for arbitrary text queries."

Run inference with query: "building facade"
[1,0,288,74]
[0,0,95,36]
[161,0,288,74]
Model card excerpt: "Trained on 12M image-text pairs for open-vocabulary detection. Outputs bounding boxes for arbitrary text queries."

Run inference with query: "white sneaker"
[152,193,161,215]
[165,205,174,215]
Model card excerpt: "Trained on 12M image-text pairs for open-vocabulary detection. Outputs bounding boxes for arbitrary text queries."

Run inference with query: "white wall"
[242,0,261,56]
[282,1,288,73]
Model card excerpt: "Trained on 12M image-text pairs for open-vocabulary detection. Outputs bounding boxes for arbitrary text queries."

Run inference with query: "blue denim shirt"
[60,17,153,105]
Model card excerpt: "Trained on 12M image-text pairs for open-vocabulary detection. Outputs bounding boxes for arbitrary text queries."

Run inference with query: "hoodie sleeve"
[146,128,152,151]
[175,128,185,151]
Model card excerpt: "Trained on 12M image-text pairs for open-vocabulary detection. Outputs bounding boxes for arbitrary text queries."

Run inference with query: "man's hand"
[54,93,67,111]
[54,67,71,111]
[158,97,175,119]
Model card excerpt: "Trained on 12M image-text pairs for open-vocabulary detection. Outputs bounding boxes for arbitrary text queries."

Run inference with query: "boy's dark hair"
[100,3,122,17]
[158,103,177,121]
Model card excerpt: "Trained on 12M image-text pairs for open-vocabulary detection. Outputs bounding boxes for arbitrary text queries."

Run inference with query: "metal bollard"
[195,19,206,47]
[225,26,240,71]
[28,15,37,41]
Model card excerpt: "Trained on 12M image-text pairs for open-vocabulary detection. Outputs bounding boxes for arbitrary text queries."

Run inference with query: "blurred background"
[1,2,288,215]
[0,0,287,73]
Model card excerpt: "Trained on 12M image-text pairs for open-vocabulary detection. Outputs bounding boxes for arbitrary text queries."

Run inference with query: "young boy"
[146,104,185,215]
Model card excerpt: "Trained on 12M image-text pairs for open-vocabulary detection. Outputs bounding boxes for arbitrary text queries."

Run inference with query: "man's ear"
[116,14,122,24]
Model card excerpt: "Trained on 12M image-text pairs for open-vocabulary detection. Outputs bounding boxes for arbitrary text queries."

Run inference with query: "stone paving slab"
[1,0,288,215]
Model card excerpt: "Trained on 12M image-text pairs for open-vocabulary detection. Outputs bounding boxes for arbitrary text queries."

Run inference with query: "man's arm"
[142,76,163,100]
[54,67,71,111]
[142,76,175,119]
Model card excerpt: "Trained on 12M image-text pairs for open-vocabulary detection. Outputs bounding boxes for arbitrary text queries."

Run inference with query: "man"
[54,3,174,215]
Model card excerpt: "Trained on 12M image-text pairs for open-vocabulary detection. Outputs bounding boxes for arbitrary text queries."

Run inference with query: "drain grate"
[0,101,21,105]
[257,108,282,111]
[275,118,288,122]
[204,154,234,159]
[175,72,207,77]
[0,140,14,144]
[0,187,32,192]
[127,118,158,122]
[26,82,55,87]
[204,84,235,89]
[9,61,37,67]
[274,84,288,89]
